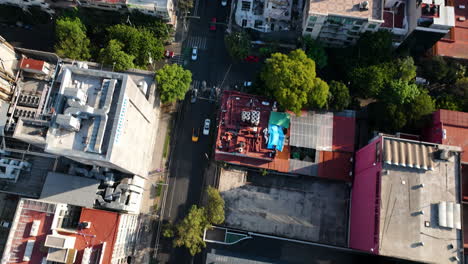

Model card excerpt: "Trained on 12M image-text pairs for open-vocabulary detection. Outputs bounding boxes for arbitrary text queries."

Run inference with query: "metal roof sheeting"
[383,138,435,170]
[289,112,333,150]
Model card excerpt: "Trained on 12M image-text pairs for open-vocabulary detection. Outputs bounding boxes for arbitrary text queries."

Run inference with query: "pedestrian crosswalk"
[191,80,202,91]
[186,36,208,50]
[170,54,184,65]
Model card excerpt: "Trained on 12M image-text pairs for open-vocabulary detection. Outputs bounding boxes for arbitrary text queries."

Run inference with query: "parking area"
[0,193,19,258]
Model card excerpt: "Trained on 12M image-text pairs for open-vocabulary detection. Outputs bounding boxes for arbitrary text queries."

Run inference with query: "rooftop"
[308,0,384,21]
[215,92,356,181]
[39,172,100,208]
[350,136,462,263]
[1,198,121,264]
[434,0,468,60]
[215,91,290,172]
[12,65,157,177]
[218,168,349,246]
[425,109,468,163]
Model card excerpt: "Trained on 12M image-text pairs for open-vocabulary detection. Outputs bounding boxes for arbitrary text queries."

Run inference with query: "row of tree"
[164,186,225,256]
[258,49,350,114]
[54,14,168,71]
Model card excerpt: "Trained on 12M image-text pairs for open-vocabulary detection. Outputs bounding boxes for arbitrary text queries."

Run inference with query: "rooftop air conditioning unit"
[359,1,369,10]
[459,16,466,21]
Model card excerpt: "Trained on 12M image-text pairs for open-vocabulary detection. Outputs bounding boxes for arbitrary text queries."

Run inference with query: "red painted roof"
[19,58,45,71]
[215,91,290,172]
[429,110,468,163]
[68,208,120,264]
[434,0,468,59]
[10,209,54,264]
[349,137,382,254]
[332,115,355,153]
[317,151,353,182]
[5,201,120,264]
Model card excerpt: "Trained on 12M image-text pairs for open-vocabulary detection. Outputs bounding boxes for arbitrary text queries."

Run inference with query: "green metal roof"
[268,112,290,128]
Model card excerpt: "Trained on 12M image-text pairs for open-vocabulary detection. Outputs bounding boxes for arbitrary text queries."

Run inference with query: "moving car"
[210,18,217,31]
[192,128,200,142]
[244,55,259,62]
[191,46,198,60]
[221,0,227,6]
[203,119,211,135]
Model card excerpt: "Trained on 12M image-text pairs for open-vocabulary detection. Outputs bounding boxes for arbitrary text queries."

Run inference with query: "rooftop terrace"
[308,0,384,21]
[215,91,290,172]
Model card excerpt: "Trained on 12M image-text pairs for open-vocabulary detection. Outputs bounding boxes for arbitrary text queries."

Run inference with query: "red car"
[165,50,174,58]
[244,55,259,62]
[210,18,217,31]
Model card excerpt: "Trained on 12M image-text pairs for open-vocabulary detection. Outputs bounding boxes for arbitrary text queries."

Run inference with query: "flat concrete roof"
[308,0,383,21]
[218,168,349,246]
[378,138,462,263]
[40,172,99,208]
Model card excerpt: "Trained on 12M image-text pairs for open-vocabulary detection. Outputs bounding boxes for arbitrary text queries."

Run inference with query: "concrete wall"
[349,136,382,254]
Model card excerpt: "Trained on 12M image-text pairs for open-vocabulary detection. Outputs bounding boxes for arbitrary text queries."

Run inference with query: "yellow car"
[192,128,200,142]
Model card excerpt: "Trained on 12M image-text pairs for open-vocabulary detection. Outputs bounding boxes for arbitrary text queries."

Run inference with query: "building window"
[347,37,353,41]
[241,1,251,11]
[306,27,313,32]
[368,24,377,29]
[355,20,364,25]
[254,20,263,29]
[348,31,359,36]
[352,26,360,31]
[242,19,247,27]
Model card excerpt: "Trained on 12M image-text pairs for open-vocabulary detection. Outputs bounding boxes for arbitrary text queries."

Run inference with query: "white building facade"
[302,0,384,46]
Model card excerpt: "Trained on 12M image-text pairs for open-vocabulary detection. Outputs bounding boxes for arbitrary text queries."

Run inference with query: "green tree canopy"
[328,81,350,111]
[178,0,194,11]
[349,63,394,98]
[99,39,135,71]
[369,102,407,132]
[435,94,462,111]
[406,91,435,128]
[107,24,164,67]
[173,205,208,256]
[225,31,251,60]
[156,64,192,103]
[380,80,420,105]
[353,30,393,67]
[260,49,329,114]
[418,56,465,85]
[303,36,327,69]
[55,17,91,60]
[396,57,417,82]
[205,186,225,225]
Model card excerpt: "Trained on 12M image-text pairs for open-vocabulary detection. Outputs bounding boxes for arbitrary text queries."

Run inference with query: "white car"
[191,46,198,61]
[203,119,211,135]
[221,0,227,6]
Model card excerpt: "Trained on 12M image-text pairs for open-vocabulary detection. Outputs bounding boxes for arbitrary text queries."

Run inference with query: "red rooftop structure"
[1,198,138,264]
[350,135,462,263]
[433,0,468,60]
[215,91,356,181]
[19,58,50,75]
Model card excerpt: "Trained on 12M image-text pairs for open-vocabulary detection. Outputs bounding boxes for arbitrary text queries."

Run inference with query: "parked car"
[244,55,259,62]
[164,50,174,58]
[210,18,217,31]
[192,128,200,142]
[221,0,227,6]
[191,46,198,61]
[203,119,211,135]
[190,88,198,103]
[0,220,10,229]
